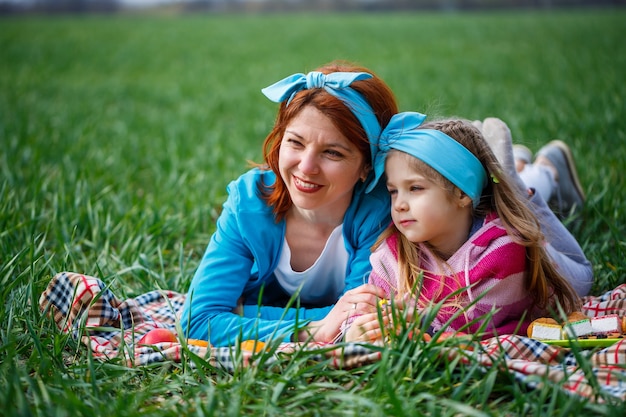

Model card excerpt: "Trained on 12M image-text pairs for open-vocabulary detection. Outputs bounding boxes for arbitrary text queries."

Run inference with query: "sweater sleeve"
[367,238,398,298]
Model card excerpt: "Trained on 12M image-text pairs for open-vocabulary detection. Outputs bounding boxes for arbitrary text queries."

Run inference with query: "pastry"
[528,318,562,340]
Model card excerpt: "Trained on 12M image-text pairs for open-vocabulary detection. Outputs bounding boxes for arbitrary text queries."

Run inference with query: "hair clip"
[490,173,500,184]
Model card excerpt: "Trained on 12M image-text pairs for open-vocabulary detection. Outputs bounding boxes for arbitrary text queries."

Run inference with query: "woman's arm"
[180,171,301,346]
[180,209,298,346]
[181,172,394,346]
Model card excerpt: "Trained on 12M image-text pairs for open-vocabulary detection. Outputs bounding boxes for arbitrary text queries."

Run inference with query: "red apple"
[138,328,178,345]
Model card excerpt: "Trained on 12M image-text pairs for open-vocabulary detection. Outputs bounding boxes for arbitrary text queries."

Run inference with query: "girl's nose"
[393,194,408,212]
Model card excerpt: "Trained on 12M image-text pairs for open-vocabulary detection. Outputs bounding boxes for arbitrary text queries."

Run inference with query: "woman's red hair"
[255,61,398,221]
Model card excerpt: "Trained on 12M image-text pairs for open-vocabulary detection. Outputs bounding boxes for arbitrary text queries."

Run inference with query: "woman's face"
[278,105,368,220]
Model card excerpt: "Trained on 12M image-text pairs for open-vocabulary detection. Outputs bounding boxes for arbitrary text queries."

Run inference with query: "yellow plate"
[542,338,623,348]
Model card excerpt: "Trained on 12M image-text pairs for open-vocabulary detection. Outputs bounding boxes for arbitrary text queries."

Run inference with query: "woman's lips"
[293,176,322,193]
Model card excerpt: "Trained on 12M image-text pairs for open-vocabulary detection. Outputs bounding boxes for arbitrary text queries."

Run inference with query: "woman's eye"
[325,149,344,158]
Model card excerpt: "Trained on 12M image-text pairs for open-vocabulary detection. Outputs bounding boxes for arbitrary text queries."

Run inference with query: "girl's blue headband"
[261,71,382,165]
[368,112,488,208]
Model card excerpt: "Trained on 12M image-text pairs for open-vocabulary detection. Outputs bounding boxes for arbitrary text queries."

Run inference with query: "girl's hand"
[344,312,388,342]
[295,284,387,343]
[345,295,420,343]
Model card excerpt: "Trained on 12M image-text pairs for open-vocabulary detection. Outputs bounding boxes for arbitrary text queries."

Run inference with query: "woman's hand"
[295,284,387,343]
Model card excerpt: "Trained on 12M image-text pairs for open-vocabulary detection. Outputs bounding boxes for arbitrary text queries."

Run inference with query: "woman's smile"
[293,175,322,192]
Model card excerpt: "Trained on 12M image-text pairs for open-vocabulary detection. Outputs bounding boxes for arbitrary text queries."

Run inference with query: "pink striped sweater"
[369,213,537,337]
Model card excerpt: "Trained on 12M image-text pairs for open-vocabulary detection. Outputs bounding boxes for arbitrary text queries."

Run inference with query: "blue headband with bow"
[261,71,382,164]
[368,112,488,207]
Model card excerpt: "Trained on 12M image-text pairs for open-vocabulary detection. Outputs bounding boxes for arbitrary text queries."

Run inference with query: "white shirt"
[274,224,349,305]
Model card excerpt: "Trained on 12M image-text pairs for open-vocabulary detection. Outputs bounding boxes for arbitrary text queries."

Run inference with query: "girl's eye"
[387,188,397,196]
[410,185,424,192]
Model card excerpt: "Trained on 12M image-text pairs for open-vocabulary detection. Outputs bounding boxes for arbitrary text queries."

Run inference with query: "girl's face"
[278,105,369,220]
[385,152,472,259]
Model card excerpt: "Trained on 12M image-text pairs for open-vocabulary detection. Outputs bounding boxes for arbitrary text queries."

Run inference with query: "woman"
[180,61,399,347]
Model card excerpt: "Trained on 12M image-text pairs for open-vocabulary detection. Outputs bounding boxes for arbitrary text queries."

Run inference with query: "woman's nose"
[299,150,319,175]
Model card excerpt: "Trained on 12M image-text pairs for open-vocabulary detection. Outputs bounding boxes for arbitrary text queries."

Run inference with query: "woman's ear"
[360,164,371,182]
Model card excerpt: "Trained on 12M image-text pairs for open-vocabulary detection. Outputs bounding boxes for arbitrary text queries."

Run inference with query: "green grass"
[1,8,626,416]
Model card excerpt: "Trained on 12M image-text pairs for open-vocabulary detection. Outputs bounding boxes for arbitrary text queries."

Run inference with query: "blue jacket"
[180,168,391,346]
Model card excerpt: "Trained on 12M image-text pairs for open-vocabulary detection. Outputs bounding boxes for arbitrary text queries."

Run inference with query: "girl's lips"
[398,219,415,227]
[293,176,322,193]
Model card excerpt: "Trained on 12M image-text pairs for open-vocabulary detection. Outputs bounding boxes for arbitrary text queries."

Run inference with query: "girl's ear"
[457,191,473,208]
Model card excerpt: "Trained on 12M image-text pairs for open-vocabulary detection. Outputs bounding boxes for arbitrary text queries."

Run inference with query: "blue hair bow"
[262,71,382,168]
[368,112,487,207]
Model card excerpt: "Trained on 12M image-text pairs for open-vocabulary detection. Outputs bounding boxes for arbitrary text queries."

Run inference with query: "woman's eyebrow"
[284,130,353,152]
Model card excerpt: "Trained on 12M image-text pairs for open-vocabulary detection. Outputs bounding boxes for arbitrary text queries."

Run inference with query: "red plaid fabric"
[39,273,626,403]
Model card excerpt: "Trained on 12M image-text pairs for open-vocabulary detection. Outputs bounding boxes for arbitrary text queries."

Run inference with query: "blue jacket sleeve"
[180,170,299,346]
[340,179,392,294]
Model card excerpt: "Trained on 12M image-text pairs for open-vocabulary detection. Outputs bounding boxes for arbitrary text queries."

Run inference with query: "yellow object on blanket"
[188,339,210,347]
[240,340,266,353]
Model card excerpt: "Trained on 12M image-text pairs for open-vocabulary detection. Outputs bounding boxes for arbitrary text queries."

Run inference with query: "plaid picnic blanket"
[39,272,626,403]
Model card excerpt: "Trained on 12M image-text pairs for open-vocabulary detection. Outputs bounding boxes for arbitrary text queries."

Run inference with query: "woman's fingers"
[345,284,386,300]
[346,306,421,342]
[343,284,388,314]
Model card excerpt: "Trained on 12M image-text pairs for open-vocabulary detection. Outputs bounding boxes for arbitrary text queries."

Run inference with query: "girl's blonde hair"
[375,118,580,316]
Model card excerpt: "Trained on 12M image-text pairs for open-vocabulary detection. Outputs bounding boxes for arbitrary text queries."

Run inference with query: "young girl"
[344,113,581,342]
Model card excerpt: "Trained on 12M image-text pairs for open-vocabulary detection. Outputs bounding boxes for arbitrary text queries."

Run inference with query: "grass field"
[1,8,626,416]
